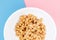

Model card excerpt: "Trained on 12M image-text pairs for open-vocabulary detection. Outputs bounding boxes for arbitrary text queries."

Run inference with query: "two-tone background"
[0,0,60,40]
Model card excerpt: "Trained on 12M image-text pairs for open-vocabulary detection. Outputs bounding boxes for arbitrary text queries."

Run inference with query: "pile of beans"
[15,14,46,40]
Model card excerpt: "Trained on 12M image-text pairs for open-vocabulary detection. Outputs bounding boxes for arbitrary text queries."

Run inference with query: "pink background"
[24,0,60,40]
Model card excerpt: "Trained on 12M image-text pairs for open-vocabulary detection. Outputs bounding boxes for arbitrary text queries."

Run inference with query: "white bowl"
[4,7,56,40]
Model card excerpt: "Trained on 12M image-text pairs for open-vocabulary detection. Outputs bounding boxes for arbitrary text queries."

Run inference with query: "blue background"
[0,0,25,40]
